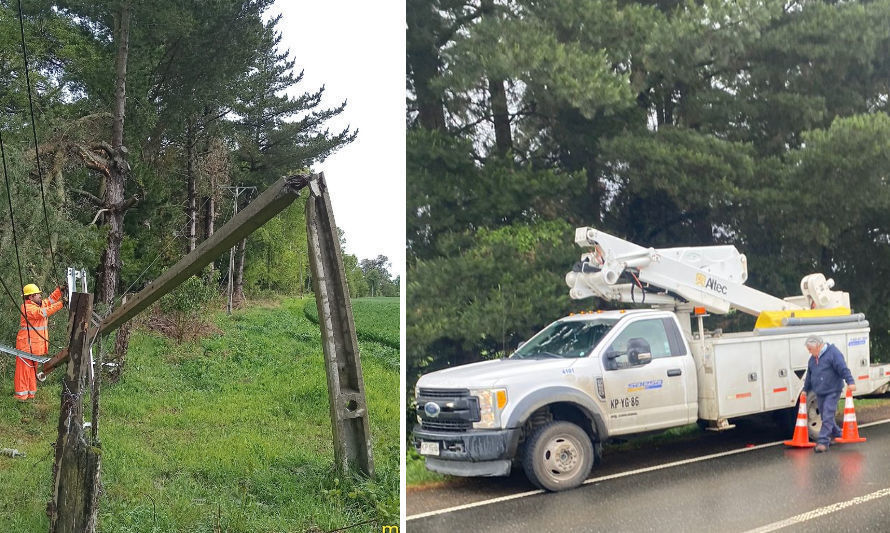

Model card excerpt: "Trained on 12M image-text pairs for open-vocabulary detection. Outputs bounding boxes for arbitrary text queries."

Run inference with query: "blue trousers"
[817,390,843,446]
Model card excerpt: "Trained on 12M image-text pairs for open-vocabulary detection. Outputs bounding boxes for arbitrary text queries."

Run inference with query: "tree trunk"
[480,0,510,156]
[186,119,197,253]
[110,6,128,156]
[109,295,132,384]
[489,77,511,156]
[98,3,130,306]
[204,196,215,240]
[407,0,447,131]
[232,237,246,306]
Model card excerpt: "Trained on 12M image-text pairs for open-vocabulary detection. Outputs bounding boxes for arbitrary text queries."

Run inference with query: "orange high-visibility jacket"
[16,287,63,356]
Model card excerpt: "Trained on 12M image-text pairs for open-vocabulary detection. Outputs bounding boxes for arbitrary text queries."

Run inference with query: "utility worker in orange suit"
[14,283,64,401]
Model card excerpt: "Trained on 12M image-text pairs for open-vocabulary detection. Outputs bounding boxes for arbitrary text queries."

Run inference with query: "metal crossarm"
[0,342,50,364]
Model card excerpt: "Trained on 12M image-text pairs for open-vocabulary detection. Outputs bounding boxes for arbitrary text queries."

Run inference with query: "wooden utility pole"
[221,185,256,314]
[48,293,101,533]
[307,174,374,476]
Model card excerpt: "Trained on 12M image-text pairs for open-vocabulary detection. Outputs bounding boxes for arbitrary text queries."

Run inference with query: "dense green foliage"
[0,1,391,341]
[407,0,890,401]
[0,297,398,530]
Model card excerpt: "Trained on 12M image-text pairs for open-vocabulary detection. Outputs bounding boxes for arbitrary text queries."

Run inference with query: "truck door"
[601,316,695,434]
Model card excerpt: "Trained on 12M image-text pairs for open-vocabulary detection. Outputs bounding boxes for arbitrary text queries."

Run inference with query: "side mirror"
[626,337,652,365]
[605,349,621,360]
[632,351,652,365]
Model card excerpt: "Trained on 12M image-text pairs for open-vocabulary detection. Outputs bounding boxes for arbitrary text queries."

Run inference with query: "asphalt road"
[407,420,890,532]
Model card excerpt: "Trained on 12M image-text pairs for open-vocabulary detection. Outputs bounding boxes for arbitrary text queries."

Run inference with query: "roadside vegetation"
[0,296,398,531]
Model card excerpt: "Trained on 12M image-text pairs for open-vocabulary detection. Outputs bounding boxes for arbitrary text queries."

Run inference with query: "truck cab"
[413,309,697,491]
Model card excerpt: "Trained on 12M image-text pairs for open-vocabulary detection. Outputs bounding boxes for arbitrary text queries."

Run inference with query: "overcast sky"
[271,1,405,278]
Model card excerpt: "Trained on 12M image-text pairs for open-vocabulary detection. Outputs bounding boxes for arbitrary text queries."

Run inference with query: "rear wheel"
[806,394,821,441]
[522,421,593,492]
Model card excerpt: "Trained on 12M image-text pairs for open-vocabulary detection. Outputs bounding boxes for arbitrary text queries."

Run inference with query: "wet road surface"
[408,420,890,532]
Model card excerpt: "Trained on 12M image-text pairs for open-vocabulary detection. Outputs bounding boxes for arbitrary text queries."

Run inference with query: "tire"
[521,421,594,492]
[806,394,821,441]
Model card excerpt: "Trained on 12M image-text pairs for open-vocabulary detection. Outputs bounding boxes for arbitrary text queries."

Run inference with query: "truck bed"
[690,326,890,421]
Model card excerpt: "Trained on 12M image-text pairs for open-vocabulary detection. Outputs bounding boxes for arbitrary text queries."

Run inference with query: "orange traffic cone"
[784,392,816,448]
[834,387,866,444]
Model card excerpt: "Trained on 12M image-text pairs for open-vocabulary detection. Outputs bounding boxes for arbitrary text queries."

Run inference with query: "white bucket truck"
[413,227,890,491]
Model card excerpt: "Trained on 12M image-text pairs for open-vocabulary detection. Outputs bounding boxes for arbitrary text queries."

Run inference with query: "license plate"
[419,441,440,456]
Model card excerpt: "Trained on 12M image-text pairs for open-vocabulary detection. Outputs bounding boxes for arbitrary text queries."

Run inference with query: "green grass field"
[0,296,398,532]
[303,297,400,352]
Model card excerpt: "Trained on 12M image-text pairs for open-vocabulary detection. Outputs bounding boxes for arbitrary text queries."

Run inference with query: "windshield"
[511,318,619,360]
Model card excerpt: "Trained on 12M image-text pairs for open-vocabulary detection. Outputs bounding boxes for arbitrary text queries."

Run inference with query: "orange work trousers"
[13,356,37,400]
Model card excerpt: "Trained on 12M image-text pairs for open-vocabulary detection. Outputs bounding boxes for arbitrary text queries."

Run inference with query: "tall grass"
[0,296,398,531]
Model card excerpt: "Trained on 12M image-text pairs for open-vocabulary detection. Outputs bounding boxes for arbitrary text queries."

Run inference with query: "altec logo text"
[695,274,728,295]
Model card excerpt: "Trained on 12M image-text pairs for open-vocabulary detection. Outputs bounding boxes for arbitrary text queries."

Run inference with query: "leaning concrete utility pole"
[98,175,308,334]
[97,173,374,476]
[307,174,374,476]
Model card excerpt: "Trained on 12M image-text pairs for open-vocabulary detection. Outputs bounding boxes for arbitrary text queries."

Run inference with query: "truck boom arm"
[565,227,805,316]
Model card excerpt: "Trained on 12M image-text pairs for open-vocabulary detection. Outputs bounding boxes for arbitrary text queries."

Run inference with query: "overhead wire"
[0,270,65,352]
[114,194,215,308]
[17,0,61,287]
[0,129,40,347]
[0,133,64,352]
[9,8,229,323]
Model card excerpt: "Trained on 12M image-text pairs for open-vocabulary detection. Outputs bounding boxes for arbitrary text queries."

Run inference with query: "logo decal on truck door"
[627,379,663,392]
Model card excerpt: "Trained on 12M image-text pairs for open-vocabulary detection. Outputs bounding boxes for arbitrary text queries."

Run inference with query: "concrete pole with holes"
[306,173,374,477]
[91,173,374,476]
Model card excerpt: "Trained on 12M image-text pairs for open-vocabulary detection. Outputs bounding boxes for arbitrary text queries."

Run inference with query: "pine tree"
[228,17,356,305]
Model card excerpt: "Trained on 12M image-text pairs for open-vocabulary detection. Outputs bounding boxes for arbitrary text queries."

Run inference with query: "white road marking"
[407,488,546,521]
[745,487,890,533]
[407,417,890,521]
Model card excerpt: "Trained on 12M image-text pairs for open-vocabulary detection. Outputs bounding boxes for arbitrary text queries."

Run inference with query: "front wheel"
[521,421,594,491]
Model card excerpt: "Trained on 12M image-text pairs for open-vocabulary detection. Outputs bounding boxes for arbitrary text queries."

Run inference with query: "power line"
[0,129,28,308]
[0,128,61,351]
[17,0,60,286]
[0,271,64,352]
[114,194,215,308]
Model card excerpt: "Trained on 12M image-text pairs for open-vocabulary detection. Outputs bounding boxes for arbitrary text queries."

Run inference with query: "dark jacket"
[803,343,854,396]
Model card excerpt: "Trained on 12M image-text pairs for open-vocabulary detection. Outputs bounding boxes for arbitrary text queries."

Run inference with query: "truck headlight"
[470,388,508,429]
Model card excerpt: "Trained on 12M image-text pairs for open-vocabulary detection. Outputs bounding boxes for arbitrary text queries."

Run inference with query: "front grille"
[416,388,478,433]
[418,388,469,398]
[421,419,473,432]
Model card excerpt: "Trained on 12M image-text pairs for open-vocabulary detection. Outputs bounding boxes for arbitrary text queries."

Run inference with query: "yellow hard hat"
[23,283,41,296]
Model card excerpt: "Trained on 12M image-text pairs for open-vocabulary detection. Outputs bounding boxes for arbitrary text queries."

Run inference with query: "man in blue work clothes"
[802,335,856,452]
